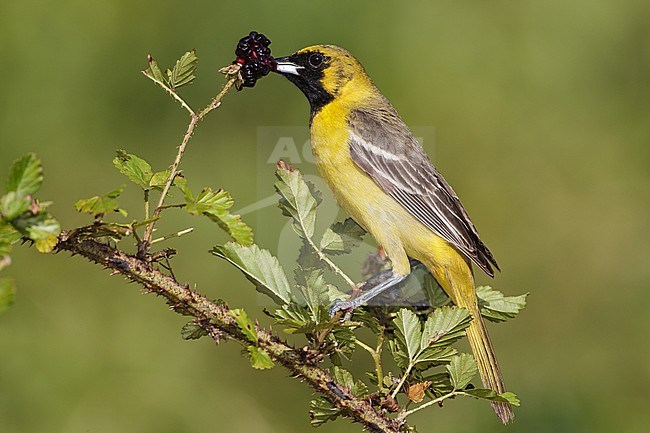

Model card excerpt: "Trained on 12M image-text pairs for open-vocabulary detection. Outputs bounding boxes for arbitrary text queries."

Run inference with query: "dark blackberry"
[233,31,276,89]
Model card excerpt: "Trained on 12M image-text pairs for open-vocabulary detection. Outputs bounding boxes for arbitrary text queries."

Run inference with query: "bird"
[272,45,514,424]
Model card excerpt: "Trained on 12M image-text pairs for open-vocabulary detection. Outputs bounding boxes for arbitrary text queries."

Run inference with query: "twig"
[55,231,402,433]
[356,338,385,391]
[305,234,357,290]
[151,227,194,244]
[397,391,458,420]
[141,70,240,251]
[391,364,414,399]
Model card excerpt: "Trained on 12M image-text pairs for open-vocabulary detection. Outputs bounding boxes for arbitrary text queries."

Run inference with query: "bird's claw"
[328,300,353,318]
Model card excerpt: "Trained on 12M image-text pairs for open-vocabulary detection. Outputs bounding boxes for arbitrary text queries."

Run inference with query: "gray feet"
[328,271,407,317]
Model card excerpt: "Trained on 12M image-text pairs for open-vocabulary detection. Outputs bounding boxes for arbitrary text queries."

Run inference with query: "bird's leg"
[329,258,426,316]
[329,270,407,316]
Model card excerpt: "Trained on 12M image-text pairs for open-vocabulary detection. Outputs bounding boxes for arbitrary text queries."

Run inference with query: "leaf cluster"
[209,161,525,426]
[0,154,62,312]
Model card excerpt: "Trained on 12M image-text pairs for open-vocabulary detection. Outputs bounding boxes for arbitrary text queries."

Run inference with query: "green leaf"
[331,366,368,397]
[295,267,330,322]
[6,153,43,196]
[415,346,458,367]
[420,306,472,351]
[328,326,356,365]
[297,239,321,269]
[247,346,274,370]
[167,50,198,90]
[447,353,478,390]
[149,169,172,190]
[274,162,321,239]
[184,187,229,215]
[212,242,292,305]
[0,191,31,220]
[477,286,528,323]
[23,213,61,253]
[229,308,258,343]
[0,277,16,313]
[320,218,365,255]
[181,321,208,340]
[274,303,312,334]
[143,54,168,85]
[393,308,422,362]
[184,187,253,246]
[113,150,153,189]
[0,224,20,257]
[75,185,127,217]
[310,397,340,427]
[462,388,520,406]
[423,273,451,308]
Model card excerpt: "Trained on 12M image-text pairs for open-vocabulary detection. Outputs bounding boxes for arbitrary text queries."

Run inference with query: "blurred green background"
[1,1,649,432]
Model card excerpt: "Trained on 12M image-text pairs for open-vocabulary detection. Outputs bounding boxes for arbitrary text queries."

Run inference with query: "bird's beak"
[273,56,303,76]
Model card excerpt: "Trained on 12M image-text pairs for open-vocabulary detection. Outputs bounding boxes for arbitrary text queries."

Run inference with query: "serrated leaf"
[143,54,168,85]
[420,306,472,352]
[320,218,365,255]
[229,308,258,343]
[297,239,321,269]
[6,153,43,196]
[205,211,253,246]
[184,187,253,245]
[167,50,198,90]
[274,302,310,333]
[0,191,31,220]
[247,345,274,370]
[181,321,208,340]
[295,267,329,322]
[447,353,478,390]
[274,162,321,239]
[394,308,422,362]
[388,339,410,369]
[212,242,291,305]
[477,286,528,323]
[422,372,453,396]
[462,388,520,406]
[149,169,171,190]
[75,185,127,217]
[0,224,20,257]
[415,346,458,367]
[310,397,340,427]
[23,213,61,253]
[0,277,16,313]
[113,150,153,188]
[423,273,451,308]
[328,326,356,365]
[331,366,368,397]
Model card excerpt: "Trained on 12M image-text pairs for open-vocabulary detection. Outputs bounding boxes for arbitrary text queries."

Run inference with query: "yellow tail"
[425,257,515,424]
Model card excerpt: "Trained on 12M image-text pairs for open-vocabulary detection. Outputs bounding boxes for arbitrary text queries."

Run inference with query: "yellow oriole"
[273,45,513,423]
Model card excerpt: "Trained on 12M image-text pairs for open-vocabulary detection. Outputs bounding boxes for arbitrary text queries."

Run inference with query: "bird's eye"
[308,53,324,68]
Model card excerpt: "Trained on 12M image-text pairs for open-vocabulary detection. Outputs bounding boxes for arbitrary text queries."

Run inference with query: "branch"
[55,230,402,433]
[141,68,240,250]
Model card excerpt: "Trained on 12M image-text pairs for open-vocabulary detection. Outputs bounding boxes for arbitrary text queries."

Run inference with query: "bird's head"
[273,45,370,113]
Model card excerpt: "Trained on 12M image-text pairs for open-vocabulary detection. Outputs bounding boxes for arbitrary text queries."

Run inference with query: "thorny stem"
[55,230,402,433]
[141,68,240,251]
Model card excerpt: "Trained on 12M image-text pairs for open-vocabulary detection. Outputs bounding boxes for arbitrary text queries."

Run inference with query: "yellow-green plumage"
[276,45,513,423]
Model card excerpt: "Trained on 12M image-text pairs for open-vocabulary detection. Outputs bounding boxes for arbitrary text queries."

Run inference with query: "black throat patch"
[283,52,335,117]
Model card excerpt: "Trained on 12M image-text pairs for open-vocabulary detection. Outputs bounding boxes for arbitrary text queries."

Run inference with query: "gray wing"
[347,106,499,276]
